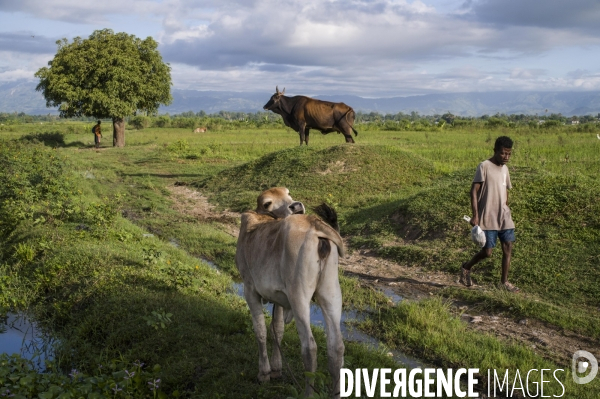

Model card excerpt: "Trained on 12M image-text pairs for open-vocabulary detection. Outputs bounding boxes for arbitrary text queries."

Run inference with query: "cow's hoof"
[257,372,271,383]
[270,370,282,379]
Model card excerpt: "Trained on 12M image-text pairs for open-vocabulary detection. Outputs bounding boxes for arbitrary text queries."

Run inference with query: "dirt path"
[168,185,599,368]
[168,184,240,237]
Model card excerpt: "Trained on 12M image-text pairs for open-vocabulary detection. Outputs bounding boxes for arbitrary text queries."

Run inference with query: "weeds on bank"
[0,355,167,399]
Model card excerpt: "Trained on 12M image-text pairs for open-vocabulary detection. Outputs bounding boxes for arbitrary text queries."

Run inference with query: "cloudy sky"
[1,0,600,97]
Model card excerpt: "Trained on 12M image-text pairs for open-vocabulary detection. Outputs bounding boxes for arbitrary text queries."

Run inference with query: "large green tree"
[35,29,172,147]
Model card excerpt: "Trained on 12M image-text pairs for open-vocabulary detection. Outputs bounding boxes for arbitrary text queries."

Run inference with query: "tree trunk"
[113,117,125,147]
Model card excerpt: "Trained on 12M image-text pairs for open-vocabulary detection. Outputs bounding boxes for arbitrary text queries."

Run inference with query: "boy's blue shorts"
[483,229,515,249]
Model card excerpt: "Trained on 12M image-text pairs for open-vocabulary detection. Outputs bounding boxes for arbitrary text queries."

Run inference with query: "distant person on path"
[459,136,520,292]
[92,120,102,148]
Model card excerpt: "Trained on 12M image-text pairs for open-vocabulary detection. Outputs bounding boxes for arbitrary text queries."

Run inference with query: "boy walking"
[459,136,519,292]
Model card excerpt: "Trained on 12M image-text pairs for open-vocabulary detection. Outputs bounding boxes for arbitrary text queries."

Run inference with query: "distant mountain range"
[2,80,599,117]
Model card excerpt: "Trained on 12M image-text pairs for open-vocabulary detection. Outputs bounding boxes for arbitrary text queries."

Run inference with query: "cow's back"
[235,212,344,305]
[302,99,353,130]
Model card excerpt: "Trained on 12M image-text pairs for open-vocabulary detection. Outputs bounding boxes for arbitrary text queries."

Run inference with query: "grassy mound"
[198,144,437,212]
[347,166,600,336]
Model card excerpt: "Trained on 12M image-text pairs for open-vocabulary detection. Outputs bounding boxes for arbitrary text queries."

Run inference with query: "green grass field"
[1,122,599,398]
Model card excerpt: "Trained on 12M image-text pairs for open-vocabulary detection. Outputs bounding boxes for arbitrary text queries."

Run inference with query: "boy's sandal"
[459,263,472,287]
[500,282,520,292]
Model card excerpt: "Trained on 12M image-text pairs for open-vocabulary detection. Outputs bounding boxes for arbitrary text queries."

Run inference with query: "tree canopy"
[35,29,172,147]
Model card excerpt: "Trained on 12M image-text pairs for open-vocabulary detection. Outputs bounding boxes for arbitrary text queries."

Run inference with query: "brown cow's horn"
[276,86,279,94]
[282,87,285,94]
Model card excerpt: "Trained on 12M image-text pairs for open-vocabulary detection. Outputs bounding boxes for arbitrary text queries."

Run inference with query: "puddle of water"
[202,258,222,275]
[233,281,244,297]
[0,313,55,368]
[381,288,403,304]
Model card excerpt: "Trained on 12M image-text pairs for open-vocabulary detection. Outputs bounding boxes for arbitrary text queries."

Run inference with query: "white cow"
[236,187,345,398]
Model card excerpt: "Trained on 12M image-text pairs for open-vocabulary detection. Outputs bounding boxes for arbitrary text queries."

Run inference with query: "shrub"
[129,116,151,130]
[170,117,196,129]
[0,141,74,237]
[382,120,404,131]
[541,119,562,129]
[575,123,598,133]
[486,117,508,128]
[452,119,473,127]
[152,116,170,128]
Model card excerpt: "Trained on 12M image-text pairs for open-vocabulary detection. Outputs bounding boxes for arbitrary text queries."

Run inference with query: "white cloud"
[0,51,52,82]
[0,68,37,82]
[158,0,496,70]
[509,68,546,80]
[1,0,600,95]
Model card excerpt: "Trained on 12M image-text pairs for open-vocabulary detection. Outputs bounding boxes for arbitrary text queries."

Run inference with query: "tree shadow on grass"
[19,131,86,148]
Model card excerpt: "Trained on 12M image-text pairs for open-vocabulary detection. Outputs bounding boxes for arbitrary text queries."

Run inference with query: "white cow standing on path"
[235,187,345,398]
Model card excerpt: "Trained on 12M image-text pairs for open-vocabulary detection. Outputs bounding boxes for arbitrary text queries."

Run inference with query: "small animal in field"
[597,133,600,140]
[235,187,345,398]
[263,86,359,145]
[193,127,207,133]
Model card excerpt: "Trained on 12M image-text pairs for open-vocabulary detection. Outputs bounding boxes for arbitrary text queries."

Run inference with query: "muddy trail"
[167,185,599,369]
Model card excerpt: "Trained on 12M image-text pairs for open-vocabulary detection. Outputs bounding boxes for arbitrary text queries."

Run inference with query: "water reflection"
[381,288,403,305]
[0,312,56,369]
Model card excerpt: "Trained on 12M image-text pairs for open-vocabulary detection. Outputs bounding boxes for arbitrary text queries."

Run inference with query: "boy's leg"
[460,231,495,287]
[463,229,496,270]
[500,241,513,284]
[498,229,516,287]
[463,247,493,270]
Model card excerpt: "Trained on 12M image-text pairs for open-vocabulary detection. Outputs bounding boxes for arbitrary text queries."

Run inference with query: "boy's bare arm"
[470,182,481,227]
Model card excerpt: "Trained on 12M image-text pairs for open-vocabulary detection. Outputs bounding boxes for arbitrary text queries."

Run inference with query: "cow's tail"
[344,108,359,136]
[312,203,339,232]
[312,216,346,258]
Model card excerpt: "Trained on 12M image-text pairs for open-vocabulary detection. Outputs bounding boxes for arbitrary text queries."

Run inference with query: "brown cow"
[263,86,359,145]
[235,188,345,398]
[193,127,207,133]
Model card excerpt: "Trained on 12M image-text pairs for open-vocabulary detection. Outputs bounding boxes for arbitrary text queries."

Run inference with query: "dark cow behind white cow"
[235,187,345,398]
